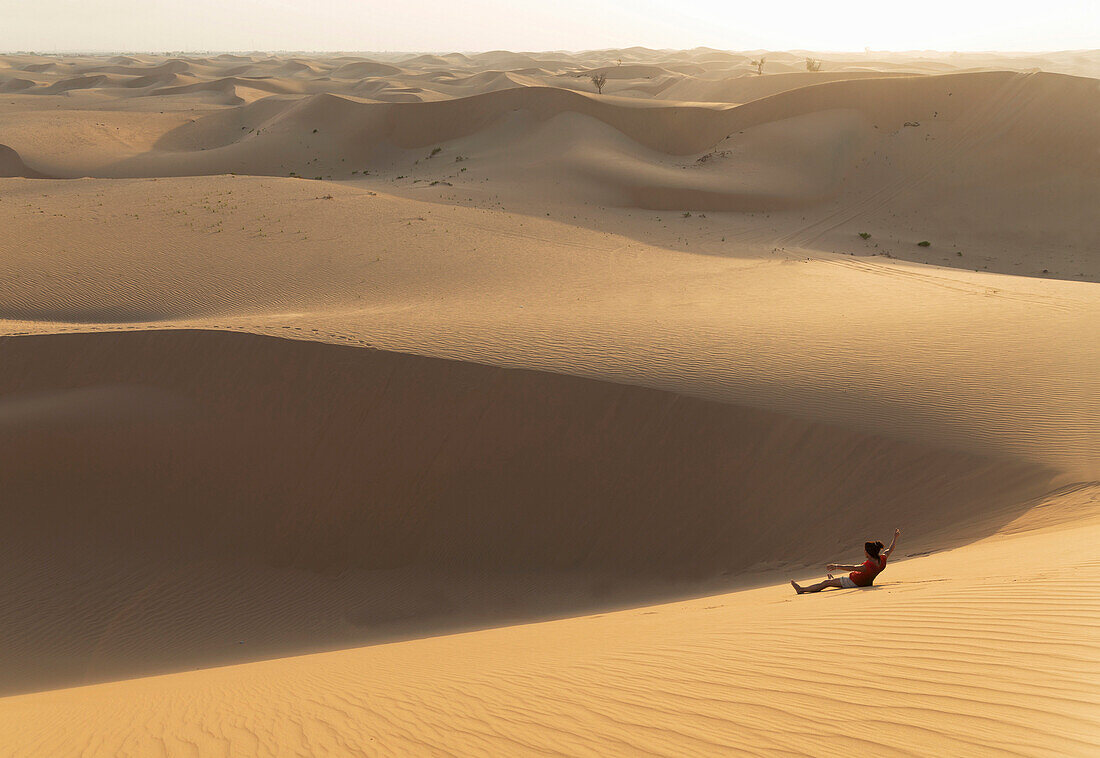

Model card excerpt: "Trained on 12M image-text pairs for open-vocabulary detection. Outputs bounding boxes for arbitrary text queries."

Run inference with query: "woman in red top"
[791,529,899,594]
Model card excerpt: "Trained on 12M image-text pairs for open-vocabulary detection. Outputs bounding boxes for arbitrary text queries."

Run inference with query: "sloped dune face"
[41,74,110,93]
[0,329,1056,693]
[2,330,1053,574]
[586,64,675,79]
[0,78,35,92]
[656,70,916,103]
[330,60,403,78]
[0,144,46,178]
[21,61,58,73]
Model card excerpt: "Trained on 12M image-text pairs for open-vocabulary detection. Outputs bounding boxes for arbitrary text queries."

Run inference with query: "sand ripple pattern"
[1,513,1097,757]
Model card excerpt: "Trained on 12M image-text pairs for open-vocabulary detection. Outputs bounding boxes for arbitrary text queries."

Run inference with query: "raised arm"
[883,528,901,559]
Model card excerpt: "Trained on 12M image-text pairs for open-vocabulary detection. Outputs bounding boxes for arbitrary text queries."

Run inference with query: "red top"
[850,555,887,587]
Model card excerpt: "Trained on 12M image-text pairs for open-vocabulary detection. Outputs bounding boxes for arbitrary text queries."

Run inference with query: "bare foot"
[790,581,803,594]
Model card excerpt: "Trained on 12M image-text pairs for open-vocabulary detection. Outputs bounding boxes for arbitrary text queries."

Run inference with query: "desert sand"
[1,48,1098,756]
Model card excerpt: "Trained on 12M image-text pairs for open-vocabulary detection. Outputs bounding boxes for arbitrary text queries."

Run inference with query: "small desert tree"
[750,56,766,75]
[591,73,607,94]
[805,57,822,72]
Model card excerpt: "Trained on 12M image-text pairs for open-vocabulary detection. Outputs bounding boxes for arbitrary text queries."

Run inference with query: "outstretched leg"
[792,577,845,594]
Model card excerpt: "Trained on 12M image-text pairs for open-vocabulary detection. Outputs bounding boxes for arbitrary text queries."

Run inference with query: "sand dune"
[1,174,1096,470]
[0,328,1062,695]
[0,77,34,92]
[274,59,324,76]
[0,143,46,177]
[121,71,187,89]
[40,74,112,93]
[5,65,1094,278]
[148,76,304,104]
[330,59,404,78]
[656,70,916,102]
[99,71,1093,279]
[3,501,1097,756]
[81,59,191,77]
[1,47,1098,755]
[586,63,676,79]
[20,61,58,73]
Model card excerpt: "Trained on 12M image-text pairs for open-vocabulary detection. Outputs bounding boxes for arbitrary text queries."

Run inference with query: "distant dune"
[655,70,916,102]
[7,68,1085,276]
[330,60,403,78]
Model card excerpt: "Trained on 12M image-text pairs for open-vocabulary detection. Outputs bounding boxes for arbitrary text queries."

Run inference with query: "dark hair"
[865,541,885,559]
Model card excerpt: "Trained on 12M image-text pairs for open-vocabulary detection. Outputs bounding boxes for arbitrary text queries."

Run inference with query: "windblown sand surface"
[1,48,1098,755]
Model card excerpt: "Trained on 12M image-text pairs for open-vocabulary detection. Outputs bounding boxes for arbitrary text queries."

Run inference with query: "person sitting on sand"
[791,529,900,594]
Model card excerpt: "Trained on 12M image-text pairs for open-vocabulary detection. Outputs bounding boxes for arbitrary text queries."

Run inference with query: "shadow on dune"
[0,144,50,179]
[0,329,1060,694]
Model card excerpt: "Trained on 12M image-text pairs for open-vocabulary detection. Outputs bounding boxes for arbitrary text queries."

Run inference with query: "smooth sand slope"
[3,177,1096,472]
[2,500,1098,756]
[0,328,1065,695]
[1,49,1098,755]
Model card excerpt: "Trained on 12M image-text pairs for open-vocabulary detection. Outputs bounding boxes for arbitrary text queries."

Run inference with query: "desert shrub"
[591,73,607,94]
[917,240,931,247]
[858,232,871,239]
[805,57,821,72]
[751,57,766,75]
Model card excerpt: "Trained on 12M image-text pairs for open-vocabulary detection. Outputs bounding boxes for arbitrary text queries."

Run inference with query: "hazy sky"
[2,0,1097,52]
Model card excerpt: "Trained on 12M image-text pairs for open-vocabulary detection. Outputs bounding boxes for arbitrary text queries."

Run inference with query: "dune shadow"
[0,329,1063,695]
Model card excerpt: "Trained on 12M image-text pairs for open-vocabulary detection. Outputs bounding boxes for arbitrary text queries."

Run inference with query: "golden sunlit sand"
[1,47,1098,756]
